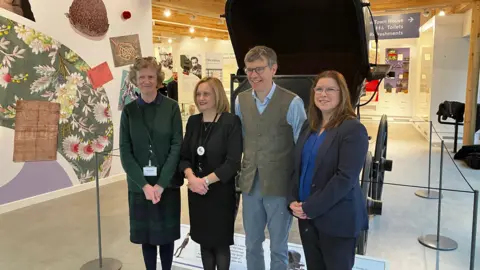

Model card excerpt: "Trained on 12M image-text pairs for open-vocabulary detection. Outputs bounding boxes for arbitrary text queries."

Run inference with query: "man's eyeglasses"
[314,87,339,94]
[244,66,268,74]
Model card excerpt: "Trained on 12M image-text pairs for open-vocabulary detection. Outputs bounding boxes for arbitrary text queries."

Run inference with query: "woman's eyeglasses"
[314,87,339,94]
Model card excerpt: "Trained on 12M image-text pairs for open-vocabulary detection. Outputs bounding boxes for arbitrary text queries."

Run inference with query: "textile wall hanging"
[13,100,60,162]
[66,0,109,37]
[0,15,114,183]
[109,34,142,67]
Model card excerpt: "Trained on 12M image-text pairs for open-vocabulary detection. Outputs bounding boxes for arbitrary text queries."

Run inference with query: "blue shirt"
[299,131,327,202]
[234,83,307,143]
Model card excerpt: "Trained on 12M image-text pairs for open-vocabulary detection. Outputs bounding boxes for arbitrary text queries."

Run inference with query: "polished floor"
[0,122,479,270]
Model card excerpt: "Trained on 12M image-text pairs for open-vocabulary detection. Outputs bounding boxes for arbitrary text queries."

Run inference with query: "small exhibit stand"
[168,224,390,270]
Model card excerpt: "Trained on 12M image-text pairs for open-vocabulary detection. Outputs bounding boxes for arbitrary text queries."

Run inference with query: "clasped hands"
[143,184,164,204]
[187,175,209,195]
[289,201,308,219]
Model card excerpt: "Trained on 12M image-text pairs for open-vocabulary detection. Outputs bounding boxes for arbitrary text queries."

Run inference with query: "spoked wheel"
[356,151,372,255]
[370,114,393,201]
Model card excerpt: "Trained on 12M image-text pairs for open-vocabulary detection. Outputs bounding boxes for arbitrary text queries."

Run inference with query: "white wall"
[429,14,471,143]
[0,0,153,204]
[156,37,236,104]
[360,38,420,118]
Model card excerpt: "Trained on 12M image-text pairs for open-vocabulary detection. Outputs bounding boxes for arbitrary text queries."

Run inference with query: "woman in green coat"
[119,56,183,270]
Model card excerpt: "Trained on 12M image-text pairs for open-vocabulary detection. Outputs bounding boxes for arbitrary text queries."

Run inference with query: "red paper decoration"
[122,11,131,20]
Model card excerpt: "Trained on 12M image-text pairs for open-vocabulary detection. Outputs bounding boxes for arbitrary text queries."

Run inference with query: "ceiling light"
[168,38,172,43]
[164,9,171,17]
[439,10,445,16]
[189,26,195,33]
[204,37,208,42]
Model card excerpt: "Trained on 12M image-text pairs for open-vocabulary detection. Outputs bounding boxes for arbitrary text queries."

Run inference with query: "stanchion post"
[415,121,441,199]
[418,140,458,251]
[470,190,478,270]
[80,152,122,270]
[95,153,103,267]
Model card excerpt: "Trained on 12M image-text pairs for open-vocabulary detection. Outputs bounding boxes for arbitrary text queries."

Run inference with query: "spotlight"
[164,9,171,17]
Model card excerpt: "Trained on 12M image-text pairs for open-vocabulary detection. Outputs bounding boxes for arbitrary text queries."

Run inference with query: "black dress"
[179,112,243,248]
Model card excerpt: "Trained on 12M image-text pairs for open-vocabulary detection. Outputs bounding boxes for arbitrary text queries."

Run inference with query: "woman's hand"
[289,201,307,219]
[143,184,160,204]
[188,177,209,195]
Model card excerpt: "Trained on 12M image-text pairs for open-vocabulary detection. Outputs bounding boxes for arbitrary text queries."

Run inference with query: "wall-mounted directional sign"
[368,13,421,40]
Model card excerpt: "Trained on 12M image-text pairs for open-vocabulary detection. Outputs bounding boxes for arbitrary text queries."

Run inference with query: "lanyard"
[136,97,161,161]
[196,113,218,172]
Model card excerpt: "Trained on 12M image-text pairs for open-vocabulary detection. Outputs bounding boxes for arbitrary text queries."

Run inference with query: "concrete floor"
[0,122,479,270]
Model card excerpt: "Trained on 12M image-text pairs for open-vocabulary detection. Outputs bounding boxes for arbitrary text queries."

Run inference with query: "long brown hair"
[308,70,356,131]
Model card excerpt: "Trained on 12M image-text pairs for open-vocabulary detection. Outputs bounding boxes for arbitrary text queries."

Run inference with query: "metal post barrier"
[80,152,122,270]
[415,121,441,199]
[418,140,458,251]
[470,190,478,270]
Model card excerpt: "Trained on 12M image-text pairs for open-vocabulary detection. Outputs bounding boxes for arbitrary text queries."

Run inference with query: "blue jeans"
[242,175,292,270]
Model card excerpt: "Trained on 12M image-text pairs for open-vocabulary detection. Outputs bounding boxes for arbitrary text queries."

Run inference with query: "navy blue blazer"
[288,118,369,238]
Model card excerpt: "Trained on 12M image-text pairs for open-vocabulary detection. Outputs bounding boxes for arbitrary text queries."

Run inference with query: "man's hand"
[289,201,307,219]
[187,177,208,195]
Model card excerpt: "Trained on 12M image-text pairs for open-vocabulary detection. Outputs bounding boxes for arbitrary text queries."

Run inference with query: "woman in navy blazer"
[288,70,369,270]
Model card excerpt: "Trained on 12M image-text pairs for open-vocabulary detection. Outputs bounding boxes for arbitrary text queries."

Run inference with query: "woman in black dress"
[179,77,243,270]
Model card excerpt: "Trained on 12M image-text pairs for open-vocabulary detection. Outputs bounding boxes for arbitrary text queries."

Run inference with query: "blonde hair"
[193,77,230,113]
[308,70,356,131]
[128,57,164,88]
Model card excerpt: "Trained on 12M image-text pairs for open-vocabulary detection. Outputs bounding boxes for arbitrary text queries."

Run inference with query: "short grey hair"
[128,57,165,88]
[244,45,277,67]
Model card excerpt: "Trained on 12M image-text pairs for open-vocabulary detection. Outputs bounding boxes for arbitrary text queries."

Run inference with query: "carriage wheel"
[357,151,372,255]
[370,114,392,201]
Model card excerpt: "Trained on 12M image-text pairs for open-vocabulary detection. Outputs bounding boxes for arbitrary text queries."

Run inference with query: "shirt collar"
[136,91,163,105]
[252,82,276,104]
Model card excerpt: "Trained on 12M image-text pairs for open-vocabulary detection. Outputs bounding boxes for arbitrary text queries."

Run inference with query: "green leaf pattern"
[0,16,114,183]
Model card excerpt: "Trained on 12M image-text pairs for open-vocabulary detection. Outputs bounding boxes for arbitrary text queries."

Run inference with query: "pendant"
[197,146,205,156]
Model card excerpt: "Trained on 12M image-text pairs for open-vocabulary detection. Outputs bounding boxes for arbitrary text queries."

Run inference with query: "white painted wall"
[429,14,471,143]
[155,37,236,104]
[360,38,420,118]
[0,0,153,203]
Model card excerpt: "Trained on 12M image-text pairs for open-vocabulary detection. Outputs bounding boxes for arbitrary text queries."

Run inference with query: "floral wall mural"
[0,15,114,184]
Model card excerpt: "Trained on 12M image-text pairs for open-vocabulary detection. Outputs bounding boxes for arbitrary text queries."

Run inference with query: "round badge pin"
[197,146,205,156]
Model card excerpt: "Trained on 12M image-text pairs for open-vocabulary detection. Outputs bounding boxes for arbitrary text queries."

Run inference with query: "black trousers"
[142,242,174,270]
[298,220,356,270]
[200,245,231,270]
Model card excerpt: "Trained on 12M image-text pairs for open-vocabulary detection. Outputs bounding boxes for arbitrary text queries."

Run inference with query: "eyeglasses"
[314,87,339,94]
[244,66,268,74]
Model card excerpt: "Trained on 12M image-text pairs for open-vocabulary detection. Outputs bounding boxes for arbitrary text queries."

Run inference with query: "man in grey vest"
[234,46,307,270]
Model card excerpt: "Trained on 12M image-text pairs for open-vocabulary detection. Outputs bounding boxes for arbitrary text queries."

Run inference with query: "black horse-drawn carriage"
[224,0,393,255]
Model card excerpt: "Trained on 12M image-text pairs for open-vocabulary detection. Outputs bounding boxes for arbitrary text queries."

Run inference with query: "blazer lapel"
[313,127,338,175]
[295,122,310,172]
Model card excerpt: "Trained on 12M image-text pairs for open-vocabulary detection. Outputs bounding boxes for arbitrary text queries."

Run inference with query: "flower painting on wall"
[0,15,114,184]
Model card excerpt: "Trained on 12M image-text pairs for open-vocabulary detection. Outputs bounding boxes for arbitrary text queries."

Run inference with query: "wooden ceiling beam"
[152,0,225,18]
[369,0,473,12]
[154,0,474,15]
[153,23,230,40]
[152,6,227,31]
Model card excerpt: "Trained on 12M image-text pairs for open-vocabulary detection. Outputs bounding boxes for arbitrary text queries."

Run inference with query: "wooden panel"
[153,0,224,17]
[370,0,472,11]
[463,0,480,144]
[152,6,226,31]
[154,0,473,15]
[153,23,229,40]
[13,100,60,162]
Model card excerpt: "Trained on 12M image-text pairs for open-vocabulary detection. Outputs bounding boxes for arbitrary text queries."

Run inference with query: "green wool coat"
[119,93,183,245]
[120,94,183,191]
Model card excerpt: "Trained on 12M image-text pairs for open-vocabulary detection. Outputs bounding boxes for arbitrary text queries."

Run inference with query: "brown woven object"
[13,100,60,162]
[66,0,109,37]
